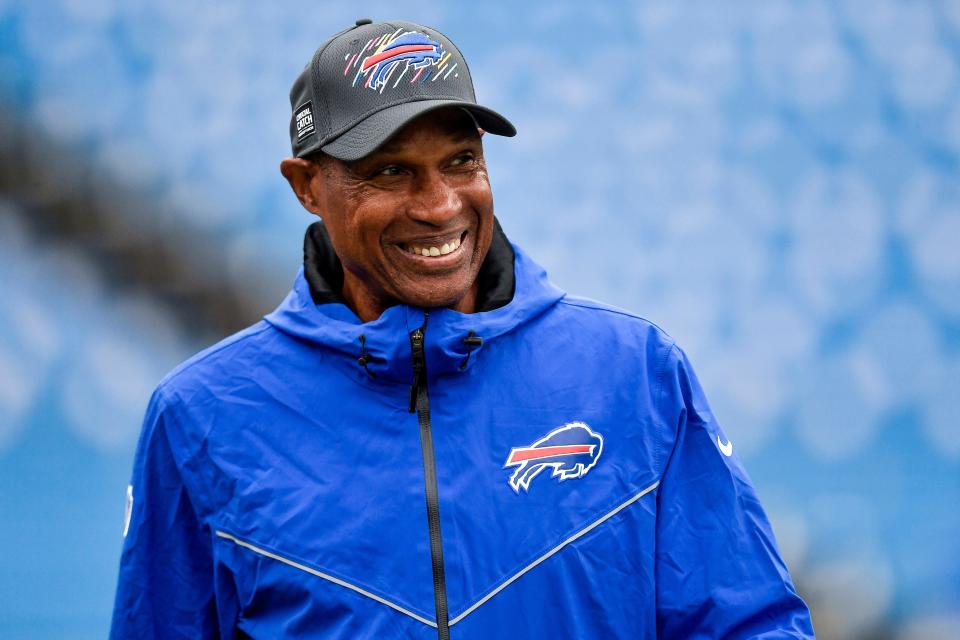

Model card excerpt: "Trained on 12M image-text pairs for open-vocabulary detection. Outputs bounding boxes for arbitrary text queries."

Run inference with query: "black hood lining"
[303,220,345,305]
[303,218,516,313]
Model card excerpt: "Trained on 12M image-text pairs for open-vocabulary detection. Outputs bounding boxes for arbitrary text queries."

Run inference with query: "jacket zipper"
[409,317,451,640]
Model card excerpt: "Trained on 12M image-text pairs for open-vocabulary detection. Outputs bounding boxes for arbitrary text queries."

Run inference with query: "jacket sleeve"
[110,388,219,639]
[654,345,815,639]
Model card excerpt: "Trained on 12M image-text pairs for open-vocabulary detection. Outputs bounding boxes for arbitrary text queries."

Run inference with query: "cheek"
[466,187,495,258]
[321,213,374,271]
[343,205,400,265]
[463,178,494,214]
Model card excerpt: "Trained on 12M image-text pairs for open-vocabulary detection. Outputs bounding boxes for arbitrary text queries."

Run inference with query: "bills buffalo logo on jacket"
[504,422,604,493]
[345,30,458,92]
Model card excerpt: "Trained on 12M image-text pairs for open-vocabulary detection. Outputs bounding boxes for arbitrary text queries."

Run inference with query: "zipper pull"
[409,328,425,413]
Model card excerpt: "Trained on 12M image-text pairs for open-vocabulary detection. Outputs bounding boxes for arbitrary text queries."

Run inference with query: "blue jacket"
[111,222,814,639]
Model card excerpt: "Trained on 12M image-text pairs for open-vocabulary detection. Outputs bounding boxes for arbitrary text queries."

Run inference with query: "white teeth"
[404,237,463,257]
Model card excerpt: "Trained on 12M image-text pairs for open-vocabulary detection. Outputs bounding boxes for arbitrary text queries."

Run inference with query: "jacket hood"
[264,218,566,384]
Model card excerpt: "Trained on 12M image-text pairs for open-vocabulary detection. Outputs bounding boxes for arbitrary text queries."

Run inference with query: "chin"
[394,280,473,311]
[403,292,468,310]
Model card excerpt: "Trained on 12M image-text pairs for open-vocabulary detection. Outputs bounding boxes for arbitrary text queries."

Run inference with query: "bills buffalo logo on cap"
[504,422,604,493]
[344,29,459,92]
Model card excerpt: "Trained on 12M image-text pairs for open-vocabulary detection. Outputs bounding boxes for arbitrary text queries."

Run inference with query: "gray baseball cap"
[289,18,516,161]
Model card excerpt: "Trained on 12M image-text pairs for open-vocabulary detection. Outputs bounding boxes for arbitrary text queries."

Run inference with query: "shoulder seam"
[559,297,645,320]
[558,297,675,339]
[653,340,679,476]
[157,321,273,394]
[141,384,213,525]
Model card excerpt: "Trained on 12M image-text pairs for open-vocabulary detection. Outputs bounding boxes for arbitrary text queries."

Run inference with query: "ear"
[280,157,324,216]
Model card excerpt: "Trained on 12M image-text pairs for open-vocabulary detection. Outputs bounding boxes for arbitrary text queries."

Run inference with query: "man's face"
[303,108,494,317]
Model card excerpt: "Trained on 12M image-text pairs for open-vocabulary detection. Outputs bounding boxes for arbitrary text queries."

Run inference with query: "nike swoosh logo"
[716,434,733,457]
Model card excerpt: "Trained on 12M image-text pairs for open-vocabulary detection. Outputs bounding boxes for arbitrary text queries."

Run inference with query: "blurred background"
[1,0,958,638]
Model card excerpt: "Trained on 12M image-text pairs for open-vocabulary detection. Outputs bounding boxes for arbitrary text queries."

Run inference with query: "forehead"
[373,107,480,156]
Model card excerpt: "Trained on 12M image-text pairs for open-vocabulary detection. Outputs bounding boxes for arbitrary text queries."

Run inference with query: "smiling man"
[280,108,495,322]
[111,19,814,640]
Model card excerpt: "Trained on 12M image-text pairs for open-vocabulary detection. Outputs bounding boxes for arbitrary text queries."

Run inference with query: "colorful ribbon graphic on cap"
[345,29,459,92]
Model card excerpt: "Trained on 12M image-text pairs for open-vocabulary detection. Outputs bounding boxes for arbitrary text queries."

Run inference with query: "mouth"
[397,230,469,259]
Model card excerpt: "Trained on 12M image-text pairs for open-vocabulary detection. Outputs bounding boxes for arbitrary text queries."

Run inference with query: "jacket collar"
[264,218,564,385]
[302,218,517,313]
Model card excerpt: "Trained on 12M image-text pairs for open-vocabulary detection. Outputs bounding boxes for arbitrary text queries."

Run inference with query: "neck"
[342,276,480,323]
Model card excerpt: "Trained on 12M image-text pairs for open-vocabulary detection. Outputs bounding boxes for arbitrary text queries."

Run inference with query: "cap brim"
[318,99,516,162]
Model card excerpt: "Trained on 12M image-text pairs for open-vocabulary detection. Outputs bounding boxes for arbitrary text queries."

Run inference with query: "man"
[111,19,815,639]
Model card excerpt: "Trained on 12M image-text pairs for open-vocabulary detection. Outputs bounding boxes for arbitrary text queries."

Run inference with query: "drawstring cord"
[361,327,480,378]
[460,331,483,370]
[357,334,377,378]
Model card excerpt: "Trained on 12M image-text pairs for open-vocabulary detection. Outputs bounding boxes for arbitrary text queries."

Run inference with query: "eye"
[450,152,475,167]
[375,165,404,177]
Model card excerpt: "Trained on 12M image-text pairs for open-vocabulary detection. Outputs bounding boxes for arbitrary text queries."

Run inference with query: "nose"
[406,170,461,226]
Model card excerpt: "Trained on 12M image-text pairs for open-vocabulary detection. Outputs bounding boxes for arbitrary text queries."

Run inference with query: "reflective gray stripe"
[449,479,661,627]
[216,479,659,630]
[214,530,437,628]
